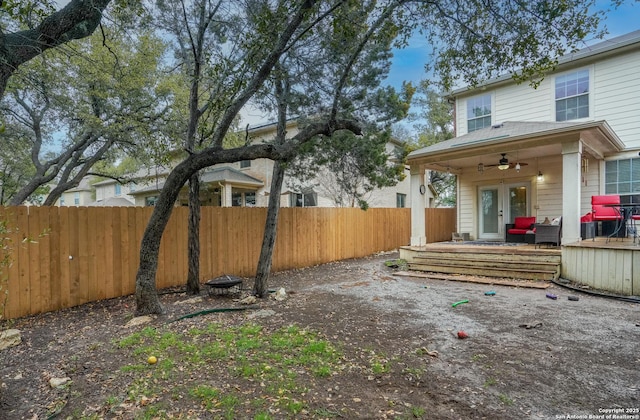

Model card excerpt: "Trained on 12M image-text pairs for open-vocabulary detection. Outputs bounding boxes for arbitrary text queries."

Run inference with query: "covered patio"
[402,120,640,296]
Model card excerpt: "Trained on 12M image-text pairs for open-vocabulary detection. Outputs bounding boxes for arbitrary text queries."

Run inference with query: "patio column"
[410,166,426,246]
[562,140,582,244]
[223,184,232,207]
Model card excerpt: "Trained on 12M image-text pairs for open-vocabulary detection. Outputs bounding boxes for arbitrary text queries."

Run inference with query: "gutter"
[407,120,624,164]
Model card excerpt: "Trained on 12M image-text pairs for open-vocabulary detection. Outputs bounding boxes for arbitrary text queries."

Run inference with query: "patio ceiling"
[407,120,625,174]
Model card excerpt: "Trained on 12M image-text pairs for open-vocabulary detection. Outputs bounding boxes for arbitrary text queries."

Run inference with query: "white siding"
[457,178,475,238]
[494,80,553,123]
[456,49,640,149]
[535,155,563,220]
[592,49,640,148]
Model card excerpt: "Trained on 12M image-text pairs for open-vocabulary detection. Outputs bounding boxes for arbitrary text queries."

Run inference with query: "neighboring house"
[54,176,96,207]
[91,120,411,208]
[406,30,640,245]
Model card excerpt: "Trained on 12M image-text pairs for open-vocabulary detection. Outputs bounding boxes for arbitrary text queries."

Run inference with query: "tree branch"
[0,0,113,96]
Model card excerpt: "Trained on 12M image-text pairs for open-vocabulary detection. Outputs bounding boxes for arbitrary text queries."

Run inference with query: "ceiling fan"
[481,153,529,171]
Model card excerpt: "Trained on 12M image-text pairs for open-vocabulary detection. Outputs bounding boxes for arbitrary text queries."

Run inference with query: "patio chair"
[534,218,562,248]
[591,195,623,239]
[505,216,536,243]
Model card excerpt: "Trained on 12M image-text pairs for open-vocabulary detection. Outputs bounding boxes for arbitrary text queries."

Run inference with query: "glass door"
[478,186,502,240]
[478,182,531,240]
[506,183,530,223]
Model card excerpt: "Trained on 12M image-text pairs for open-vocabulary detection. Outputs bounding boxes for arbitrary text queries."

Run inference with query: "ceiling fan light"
[515,162,521,172]
[498,153,509,170]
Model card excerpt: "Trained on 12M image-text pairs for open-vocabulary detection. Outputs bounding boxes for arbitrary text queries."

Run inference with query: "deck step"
[407,262,558,281]
[400,244,561,281]
[413,256,558,271]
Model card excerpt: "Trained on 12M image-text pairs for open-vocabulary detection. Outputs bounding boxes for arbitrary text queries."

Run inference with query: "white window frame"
[466,94,492,133]
[290,191,317,207]
[554,68,590,122]
[605,157,640,195]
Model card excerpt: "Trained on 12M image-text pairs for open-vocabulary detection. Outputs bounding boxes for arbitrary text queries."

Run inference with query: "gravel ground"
[1,251,639,419]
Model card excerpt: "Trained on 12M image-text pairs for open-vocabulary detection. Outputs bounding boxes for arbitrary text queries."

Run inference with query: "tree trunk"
[135,164,192,315]
[254,161,286,297]
[186,172,201,295]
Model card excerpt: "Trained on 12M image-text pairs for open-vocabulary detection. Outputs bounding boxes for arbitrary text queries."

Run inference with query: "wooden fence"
[425,207,457,243]
[0,206,455,320]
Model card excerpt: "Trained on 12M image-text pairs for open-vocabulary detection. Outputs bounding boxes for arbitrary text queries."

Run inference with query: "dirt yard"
[1,252,639,419]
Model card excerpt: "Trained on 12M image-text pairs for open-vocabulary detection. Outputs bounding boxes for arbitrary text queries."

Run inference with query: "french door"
[478,182,531,240]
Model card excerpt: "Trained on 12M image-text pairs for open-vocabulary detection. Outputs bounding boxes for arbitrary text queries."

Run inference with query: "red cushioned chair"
[505,216,536,242]
[591,195,622,221]
[591,195,623,239]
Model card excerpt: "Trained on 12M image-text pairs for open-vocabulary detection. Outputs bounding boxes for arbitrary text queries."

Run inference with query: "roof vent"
[491,123,503,129]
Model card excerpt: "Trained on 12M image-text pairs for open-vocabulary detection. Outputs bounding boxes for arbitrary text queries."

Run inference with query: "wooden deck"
[399,237,640,296]
[562,237,640,296]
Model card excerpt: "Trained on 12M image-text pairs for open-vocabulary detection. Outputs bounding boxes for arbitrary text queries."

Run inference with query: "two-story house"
[406,29,640,246]
[90,120,411,208]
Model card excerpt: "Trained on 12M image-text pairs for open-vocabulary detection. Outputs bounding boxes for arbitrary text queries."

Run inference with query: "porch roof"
[407,120,624,169]
[129,166,264,196]
[200,166,263,187]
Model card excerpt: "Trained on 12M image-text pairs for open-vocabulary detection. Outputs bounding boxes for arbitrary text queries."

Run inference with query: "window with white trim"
[115,184,122,196]
[396,193,406,208]
[555,69,589,121]
[466,94,491,132]
[74,192,80,205]
[605,158,640,195]
[290,191,317,207]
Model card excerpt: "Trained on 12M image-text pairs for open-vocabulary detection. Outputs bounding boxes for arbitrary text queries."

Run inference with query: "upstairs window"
[555,69,589,121]
[466,94,491,132]
[115,184,122,196]
[74,192,80,205]
[396,193,406,208]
